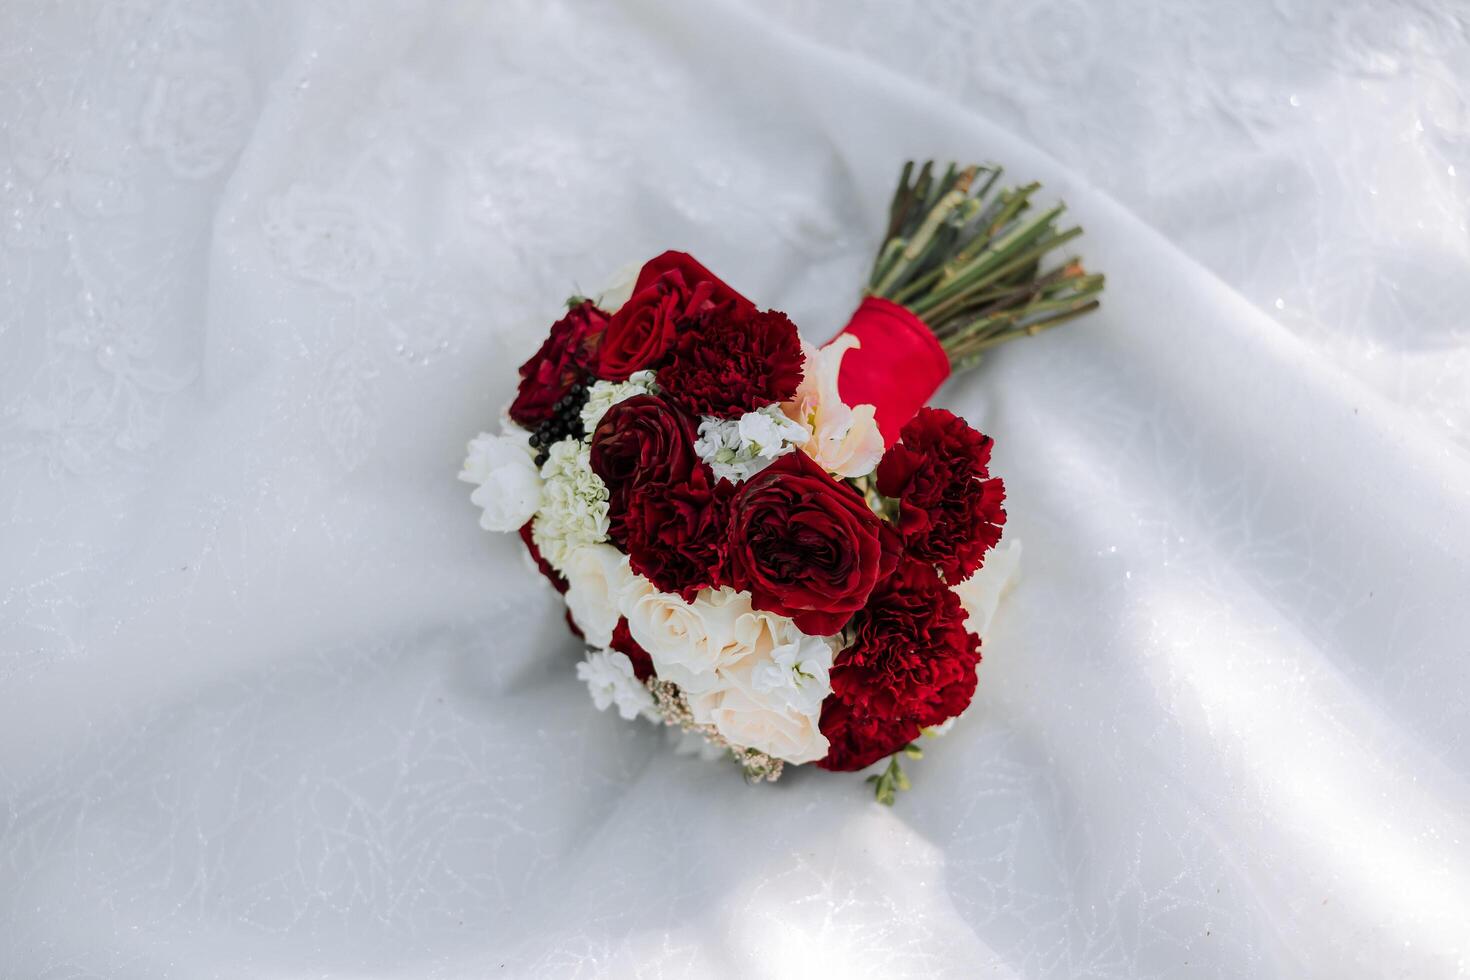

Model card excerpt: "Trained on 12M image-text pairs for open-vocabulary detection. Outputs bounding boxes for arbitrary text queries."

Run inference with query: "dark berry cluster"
[529,381,591,466]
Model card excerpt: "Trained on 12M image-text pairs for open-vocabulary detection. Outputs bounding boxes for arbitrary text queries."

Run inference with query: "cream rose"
[563,544,648,648]
[702,671,829,765]
[624,587,750,694]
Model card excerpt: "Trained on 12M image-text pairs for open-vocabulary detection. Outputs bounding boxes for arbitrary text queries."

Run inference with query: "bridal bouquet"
[461,162,1102,801]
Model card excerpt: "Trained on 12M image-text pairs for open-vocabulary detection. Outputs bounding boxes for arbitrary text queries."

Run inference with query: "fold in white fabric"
[3,1,1468,976]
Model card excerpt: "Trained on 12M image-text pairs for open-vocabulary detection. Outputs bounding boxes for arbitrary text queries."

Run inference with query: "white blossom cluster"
[693,405,809,483]
[580,370,657,432]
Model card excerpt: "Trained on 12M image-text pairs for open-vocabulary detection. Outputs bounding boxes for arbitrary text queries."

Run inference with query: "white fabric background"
[3,1,1469,976]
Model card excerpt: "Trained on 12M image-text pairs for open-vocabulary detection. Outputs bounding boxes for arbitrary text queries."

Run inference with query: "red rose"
[659,306,805,419]
[595,271,716,381]
[726,451,886,635]
[518,521,567,594]
[508,301,607,427]
[609,617,654,681]
[817,558,981,772]
[588,394,698,545]
[621,462,734,601]
[876,407,1006,582]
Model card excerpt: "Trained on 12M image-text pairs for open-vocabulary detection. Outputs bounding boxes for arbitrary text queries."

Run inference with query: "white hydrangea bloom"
[459,426,542,532]
[531,438,609,572]
[580,370,657,432]
[694,405,808,483]
[577,649,656,722]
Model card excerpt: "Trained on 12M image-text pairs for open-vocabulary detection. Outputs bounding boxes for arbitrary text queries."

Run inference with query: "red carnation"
[508,301,607,427]
[726,450,885,635]
[595,270,719,381]
[588,394,699,546]
[621,462,734,601]
[817,558,981,772]
[659,306,804,419]
[609,617,654,681]
[876,407,1006,582]
[518,521,567,594]
[816,700,920,774]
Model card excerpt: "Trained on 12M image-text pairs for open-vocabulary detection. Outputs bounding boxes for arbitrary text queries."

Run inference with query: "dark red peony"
[595,271,717,381]
[588,394,699,545]
[518,521,567,594]
[817,558,981,772]
[609,617,654,681]
[508,301,607,427]
[621,463,734,601]
[659,306,805,419]
[876,407,1006,582]
[726,450,886,635]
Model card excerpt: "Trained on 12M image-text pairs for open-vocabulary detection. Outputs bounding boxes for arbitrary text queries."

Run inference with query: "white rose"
[563,544,645,648]
[951,539,1022,637]
[702,674,829,765]
[459,427,542,532]
[595,262,640,312]
[625,587,750,694]
[576,649,657,722]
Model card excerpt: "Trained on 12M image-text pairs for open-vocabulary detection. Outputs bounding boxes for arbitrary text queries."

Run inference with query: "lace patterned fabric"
[2,1,1468,977]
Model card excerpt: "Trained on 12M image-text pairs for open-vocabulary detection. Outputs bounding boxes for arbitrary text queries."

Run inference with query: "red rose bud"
[876,407,1006,582]
[621,462,734,602]
[588,394,699,545]
[817,558,981,772]
[508,301,608,427]
[726,450,885,636]
[660,306,805,419]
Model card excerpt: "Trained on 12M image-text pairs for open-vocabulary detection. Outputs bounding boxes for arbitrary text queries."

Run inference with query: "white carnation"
[694,406,808,483]
[459,426,542,532]
[580,370,657,432]
[577,649,656,722]
[531,438,609,572]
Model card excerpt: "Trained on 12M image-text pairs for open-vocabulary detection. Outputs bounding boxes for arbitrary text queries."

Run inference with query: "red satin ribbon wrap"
[829,296,951,446]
